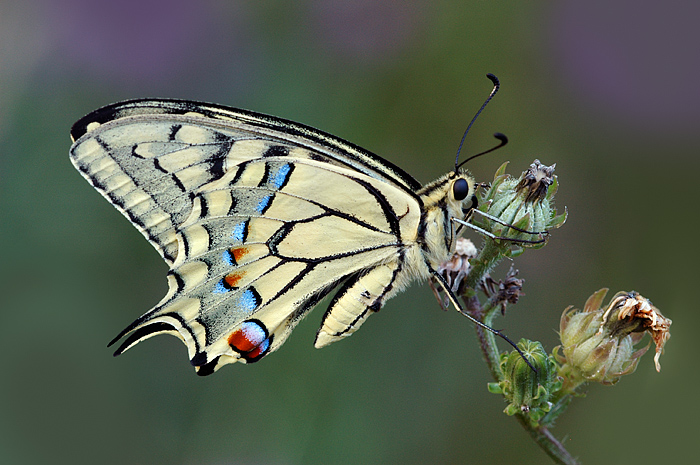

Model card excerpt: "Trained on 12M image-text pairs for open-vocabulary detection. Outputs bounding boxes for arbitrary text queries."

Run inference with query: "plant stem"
[465,295,501,376]
[542,395,573,427]
[464,252,579,465]
[462,240,506,291]
[514,415,580,465]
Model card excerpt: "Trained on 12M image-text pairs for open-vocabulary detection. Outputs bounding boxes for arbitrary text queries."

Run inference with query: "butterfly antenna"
[431,268,536,372]
[456,133,508,170]
[454,73,503,171]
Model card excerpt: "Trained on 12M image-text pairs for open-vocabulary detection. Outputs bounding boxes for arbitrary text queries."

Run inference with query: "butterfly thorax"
[415,171,476,273]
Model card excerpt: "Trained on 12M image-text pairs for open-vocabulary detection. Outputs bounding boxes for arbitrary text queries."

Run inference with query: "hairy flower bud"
[489,339,561,423]
[476,160,567,246]
[556,289,671,386]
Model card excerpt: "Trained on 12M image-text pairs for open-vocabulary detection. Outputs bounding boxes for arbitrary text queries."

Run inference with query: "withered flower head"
[439,237,478,277]
[481,266,524,315]
[556,288,671,386]
[600,290,672,372]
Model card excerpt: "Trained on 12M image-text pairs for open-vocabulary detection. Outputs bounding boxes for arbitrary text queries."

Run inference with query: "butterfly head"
[419,170,478,214]
[451,174,480,228]
[416,170,478,266]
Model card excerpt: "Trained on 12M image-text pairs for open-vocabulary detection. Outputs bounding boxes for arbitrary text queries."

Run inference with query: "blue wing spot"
[271,164,292,190]
[239,288,261,311]
[231,221,247,242]
[255,194,273,214]
[213,280,230,294]
[222,249,235,266]
[257,338,270,353]
[229,318,271,362]
[240,321,266,344]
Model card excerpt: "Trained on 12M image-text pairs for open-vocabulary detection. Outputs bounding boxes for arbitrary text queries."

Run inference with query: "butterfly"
[70,74,527,375]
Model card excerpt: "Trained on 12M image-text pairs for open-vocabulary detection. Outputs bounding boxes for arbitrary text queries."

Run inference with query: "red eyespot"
[228,320,272,363]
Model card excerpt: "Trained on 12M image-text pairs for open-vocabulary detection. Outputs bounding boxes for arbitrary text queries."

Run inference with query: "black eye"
[453,178,470,201]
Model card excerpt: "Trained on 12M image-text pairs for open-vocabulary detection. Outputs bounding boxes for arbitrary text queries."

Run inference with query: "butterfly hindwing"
[70,100,442,374]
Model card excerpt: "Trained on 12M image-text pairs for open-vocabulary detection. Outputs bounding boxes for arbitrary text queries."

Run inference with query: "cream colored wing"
[70,100,423,374]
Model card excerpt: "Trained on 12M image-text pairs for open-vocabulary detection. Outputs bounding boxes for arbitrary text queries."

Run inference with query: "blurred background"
[1,1,697,464]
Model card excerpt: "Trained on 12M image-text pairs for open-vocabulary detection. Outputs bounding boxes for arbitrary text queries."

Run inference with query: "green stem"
[462,239,508,291]
[541,395,573,427]
[464,241,578,465]
[465,295,502,378]
[553,363,587,401]
[514,415,580,465]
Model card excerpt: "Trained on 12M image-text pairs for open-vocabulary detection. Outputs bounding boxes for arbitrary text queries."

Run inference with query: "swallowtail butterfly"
[70,74,526,375]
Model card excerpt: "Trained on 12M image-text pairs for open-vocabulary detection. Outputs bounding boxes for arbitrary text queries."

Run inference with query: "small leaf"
[504,404,520,416]
[545,175,559,201]
[507,247,525,258]
[493,161,509,179]
[512,211,532,231]
[548,207,568,229]
[583,288,609,313]
[488,382,503,394]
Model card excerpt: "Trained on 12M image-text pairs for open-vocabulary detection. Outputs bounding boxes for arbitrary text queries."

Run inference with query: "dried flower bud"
[476,160,567,245]
[481,266,524,315]
[556,288,671,386]
[488,339,561,423]
[515,160,556,203]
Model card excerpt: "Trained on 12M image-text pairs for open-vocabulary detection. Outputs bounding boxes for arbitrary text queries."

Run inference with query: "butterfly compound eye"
[453,178,470,201]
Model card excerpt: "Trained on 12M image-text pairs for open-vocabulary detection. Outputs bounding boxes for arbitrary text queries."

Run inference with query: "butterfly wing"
[70,99,425,374]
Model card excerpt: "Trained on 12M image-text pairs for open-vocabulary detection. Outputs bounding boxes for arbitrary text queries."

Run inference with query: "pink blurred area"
[42,0,252,85]
[550,0,700,134]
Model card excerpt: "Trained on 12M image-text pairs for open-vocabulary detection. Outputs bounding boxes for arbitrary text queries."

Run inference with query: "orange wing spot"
[228,321,266,353]
[228,329,256,353]
[224,271,244,288]
[230,247,248,262]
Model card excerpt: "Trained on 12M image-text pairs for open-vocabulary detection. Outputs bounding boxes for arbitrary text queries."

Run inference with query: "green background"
[1,1,696,464]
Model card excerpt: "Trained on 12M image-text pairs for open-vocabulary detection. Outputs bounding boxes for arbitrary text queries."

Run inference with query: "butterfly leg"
[452,216,548,244]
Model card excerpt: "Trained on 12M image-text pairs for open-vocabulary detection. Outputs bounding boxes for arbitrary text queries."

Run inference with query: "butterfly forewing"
[70,99,463,374]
